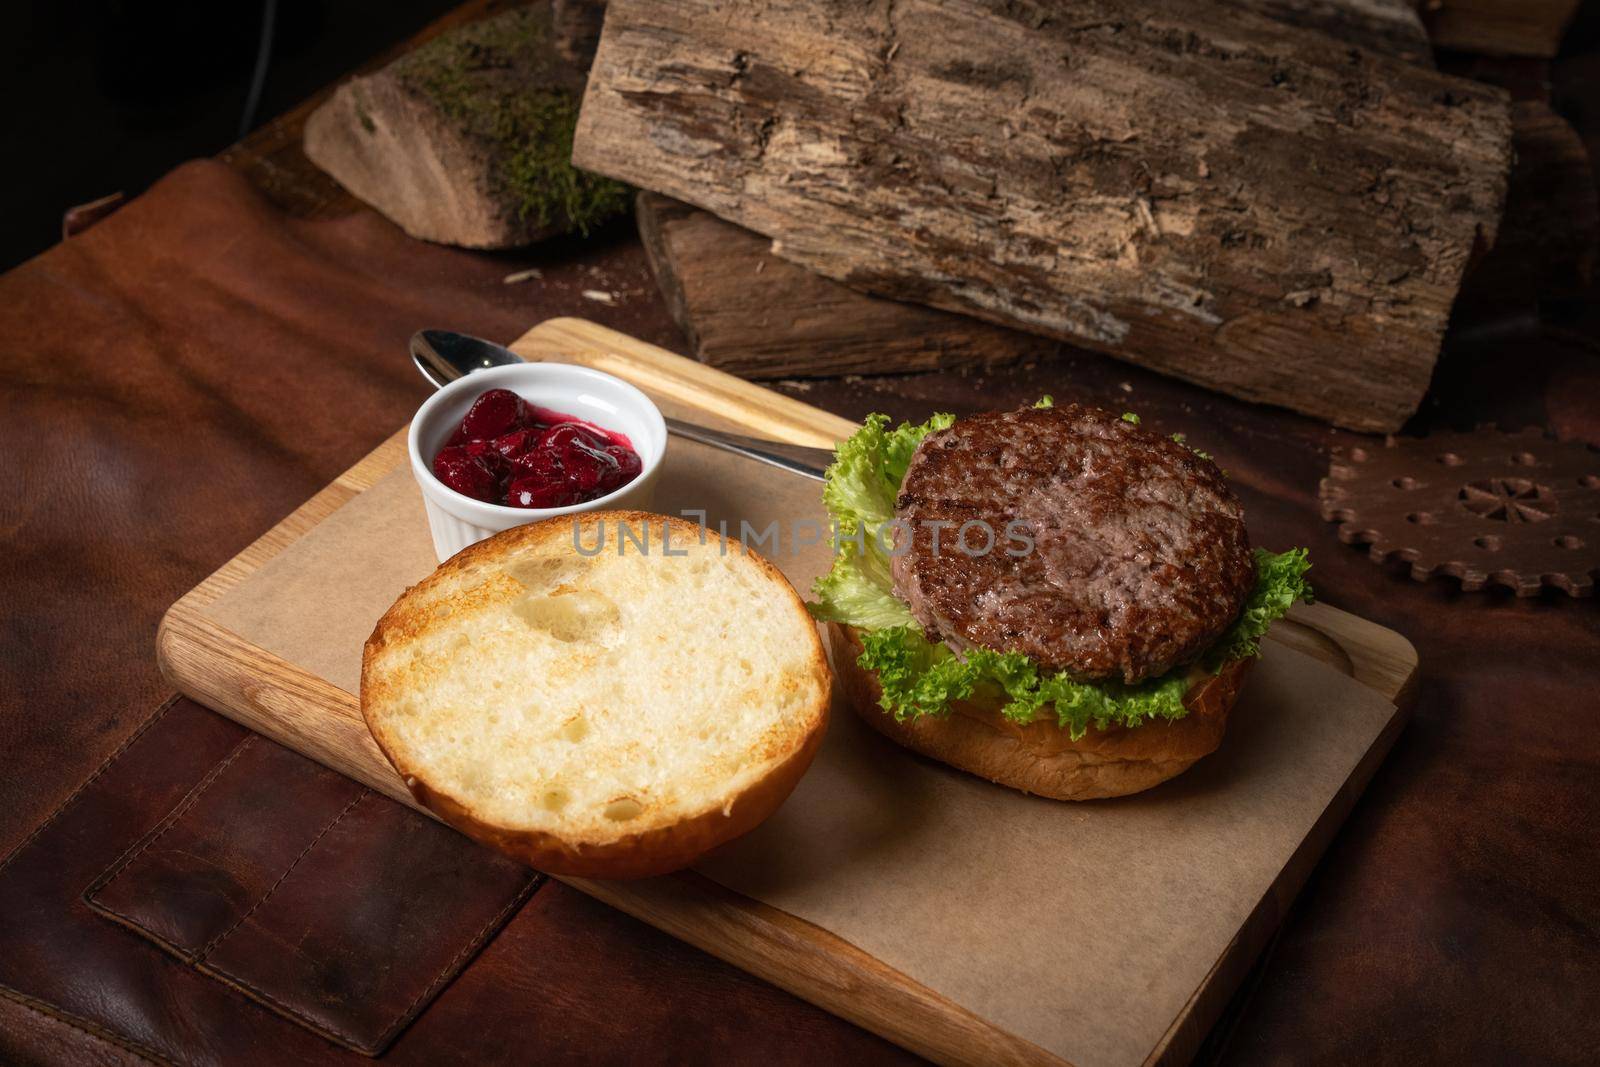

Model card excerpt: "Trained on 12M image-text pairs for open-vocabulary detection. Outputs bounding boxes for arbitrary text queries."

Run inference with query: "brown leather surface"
[87,736,366,962]
[0,698,343,1066]
[84,736,539,1055]
[0,159,914,1065]
[0,697,914,1065]
[0,993,152,1067]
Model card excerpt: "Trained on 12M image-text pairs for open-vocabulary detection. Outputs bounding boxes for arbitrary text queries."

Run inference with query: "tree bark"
[637,192,1058,377]
[305,6,627,249]
[574,0,1513,432]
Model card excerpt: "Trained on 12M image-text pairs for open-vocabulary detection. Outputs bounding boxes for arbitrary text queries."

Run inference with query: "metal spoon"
[411,330,834,481]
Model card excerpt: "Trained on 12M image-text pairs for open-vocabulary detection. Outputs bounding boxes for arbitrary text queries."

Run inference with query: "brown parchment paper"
[203,398,1398,1067]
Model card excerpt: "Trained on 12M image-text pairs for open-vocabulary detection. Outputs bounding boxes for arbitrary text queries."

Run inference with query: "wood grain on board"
[158,319,1418,1067]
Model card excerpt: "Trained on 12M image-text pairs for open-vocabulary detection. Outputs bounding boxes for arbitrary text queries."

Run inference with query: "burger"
[808,400,1312,800]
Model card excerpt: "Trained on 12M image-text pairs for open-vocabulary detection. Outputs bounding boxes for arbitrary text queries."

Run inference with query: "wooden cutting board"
[158,318,1418,1067]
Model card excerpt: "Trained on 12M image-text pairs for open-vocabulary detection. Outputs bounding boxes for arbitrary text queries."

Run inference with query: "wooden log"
[637,192,1058,378]
[1420,0,1581,59]
[1228,4,1595,300]
[305,6,628,249]
[574,0,1513,432]
[636,0,1439,382]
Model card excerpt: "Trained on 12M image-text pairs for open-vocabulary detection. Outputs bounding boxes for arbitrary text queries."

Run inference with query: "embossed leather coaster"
[85,735,541,1055]
[1319,426,1600,596]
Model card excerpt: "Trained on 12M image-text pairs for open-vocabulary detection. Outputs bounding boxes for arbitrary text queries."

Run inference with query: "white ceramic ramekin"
[408,362,667,561]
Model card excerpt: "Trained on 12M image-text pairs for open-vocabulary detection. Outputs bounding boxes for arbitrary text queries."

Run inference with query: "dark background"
[0,0,459,273]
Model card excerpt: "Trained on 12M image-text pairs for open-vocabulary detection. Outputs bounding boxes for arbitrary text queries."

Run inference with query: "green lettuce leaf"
[1203,547,1314,667]
[808,411,953,629]
[809,549,916,630]
[806,407,1313,738]
[856,626,1194,740]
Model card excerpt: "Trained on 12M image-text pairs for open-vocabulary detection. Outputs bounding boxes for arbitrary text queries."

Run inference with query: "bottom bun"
[828,624,1251,801]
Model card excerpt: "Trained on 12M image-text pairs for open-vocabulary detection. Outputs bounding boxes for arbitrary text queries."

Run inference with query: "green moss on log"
[393,8,627,235]
[354,91,376,135]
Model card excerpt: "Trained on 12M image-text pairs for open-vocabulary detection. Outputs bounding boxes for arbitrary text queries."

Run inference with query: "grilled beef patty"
[890,405,1255,683]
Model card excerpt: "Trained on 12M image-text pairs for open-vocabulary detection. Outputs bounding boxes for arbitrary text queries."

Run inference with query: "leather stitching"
[174,963,382,1055]
[0,695,187,1066]
[193,791,539,1056]
[0,695,181,879]
[0,985,175,1066]
[9,696,539,1057]
[77,781,384,1054]
[198,866,541,1055]
[84,897,205,979]
[376,869,542,1047]
[196,789,367,962]
[82,734,258,955]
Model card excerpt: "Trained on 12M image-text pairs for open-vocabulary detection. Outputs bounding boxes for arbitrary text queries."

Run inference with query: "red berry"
[491,428,539,461]
[538,422,611,452]
[564,442,619,493]
[605,444,642,485]
[509,446,564,482]
[506,476,584,509]
[461,439,509,483]
[459,388,528,441]
[432,445,499,502]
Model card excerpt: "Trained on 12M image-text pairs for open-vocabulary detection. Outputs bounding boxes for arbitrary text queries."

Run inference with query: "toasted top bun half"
[362,511,830,879]
[828,624,1249,801]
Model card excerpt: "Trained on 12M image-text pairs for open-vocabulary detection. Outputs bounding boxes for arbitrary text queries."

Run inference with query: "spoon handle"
[663,417,832,482]
[410,330,834,481]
